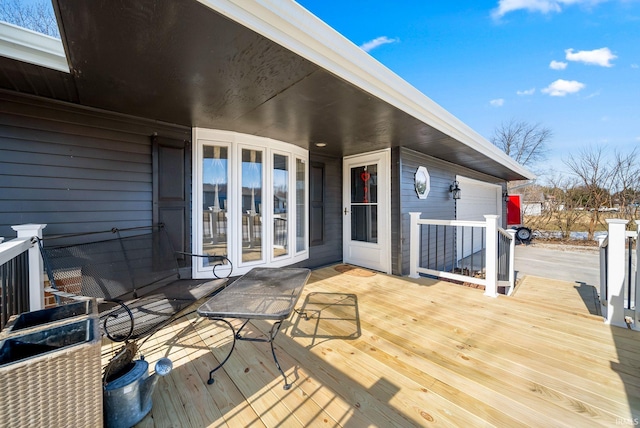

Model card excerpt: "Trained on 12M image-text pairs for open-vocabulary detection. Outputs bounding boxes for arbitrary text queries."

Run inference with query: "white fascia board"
[0,21,69,73]
[197,0,533,180]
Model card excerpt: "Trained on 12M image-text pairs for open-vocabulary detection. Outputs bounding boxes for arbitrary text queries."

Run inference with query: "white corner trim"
[0,21,69,73]
[196,0,532,180]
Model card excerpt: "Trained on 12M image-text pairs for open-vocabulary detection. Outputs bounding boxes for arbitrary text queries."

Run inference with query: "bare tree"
[564,145,615,239]
[491,119,552,170]
[611,148,640,221]
[0,0,59,38]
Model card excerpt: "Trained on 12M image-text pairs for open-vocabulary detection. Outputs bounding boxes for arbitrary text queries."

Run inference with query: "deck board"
[101,265,640,427]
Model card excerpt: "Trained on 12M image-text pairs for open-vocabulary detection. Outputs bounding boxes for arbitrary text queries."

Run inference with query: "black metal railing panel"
[1,251,30,330]
[419,224,486,280]
[497,230,512,281]
[626,236,635,310]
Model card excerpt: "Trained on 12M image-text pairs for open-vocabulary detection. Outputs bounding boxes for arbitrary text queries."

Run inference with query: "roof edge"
[197,0,534,180]
[0,21,69,73]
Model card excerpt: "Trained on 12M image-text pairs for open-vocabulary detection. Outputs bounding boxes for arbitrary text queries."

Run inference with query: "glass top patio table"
[197,267,311,389]
[197,267,311,320]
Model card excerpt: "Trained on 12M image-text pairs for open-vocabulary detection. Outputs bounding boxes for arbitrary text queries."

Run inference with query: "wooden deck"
[102,265,640,427]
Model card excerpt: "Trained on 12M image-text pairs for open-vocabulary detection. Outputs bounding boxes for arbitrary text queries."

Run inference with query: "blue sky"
[296,0,640,180]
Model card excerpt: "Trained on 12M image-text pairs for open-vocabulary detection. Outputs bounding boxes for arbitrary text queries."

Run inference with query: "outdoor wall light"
[449,180,461,200]
[502,190,510,202]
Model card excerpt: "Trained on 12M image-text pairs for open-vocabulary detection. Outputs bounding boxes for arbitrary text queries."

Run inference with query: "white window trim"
[193,128,309,278]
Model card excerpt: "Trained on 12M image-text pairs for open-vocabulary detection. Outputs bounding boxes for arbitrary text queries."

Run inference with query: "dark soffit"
[9,0,527,181]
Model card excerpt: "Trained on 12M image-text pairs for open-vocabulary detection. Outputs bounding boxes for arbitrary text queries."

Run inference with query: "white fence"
[409,213,515,297]
[599,219,640,329]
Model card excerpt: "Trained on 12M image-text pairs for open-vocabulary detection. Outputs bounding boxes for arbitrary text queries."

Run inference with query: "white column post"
[507,229,516,294]
[11,224,47,311]
[605,219,628,328]
[484,215,499,297]
[597,235,608,318]
[409,212,421,278]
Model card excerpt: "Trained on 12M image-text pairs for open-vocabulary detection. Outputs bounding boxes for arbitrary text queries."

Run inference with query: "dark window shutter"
[310,162,325,246]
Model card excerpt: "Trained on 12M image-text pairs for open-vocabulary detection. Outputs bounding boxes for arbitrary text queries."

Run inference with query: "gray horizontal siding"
[396,147,506,275]
[0,91,189,238]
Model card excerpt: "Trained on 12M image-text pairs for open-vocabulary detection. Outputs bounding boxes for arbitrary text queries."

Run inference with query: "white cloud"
[492,0,610,19]
[517,88,536,95]
[490,98,505,107]
[360,36,399,53]
[631,64,639,69]
[550,60,568,70]
[542,79,585,96]
[565,47,617,67]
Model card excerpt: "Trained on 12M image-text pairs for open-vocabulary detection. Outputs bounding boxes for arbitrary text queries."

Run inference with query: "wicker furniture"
[0,300,102,427]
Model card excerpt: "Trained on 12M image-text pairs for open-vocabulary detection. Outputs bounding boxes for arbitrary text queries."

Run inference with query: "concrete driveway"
[514,243,601,287]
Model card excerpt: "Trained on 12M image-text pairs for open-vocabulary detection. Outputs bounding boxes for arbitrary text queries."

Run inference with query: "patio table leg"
[235,319,291,389]
[207,318,236,385]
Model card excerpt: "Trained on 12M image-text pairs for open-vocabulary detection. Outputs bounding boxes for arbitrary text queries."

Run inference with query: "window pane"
[351,205,378,243]
[242,149,262,262]
[350,164,377,203]
[273,154,288,258]
[350,163,378,243]
[202,146,229,265]
[296,158,306,252]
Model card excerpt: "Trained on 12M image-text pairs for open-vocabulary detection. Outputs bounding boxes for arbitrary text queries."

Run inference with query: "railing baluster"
[628,236,633,310]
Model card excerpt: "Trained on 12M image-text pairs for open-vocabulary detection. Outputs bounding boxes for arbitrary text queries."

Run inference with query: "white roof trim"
[0,21,69,73]
[197,0,533,180]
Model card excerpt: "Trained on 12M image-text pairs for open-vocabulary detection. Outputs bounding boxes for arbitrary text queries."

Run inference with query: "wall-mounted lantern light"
[449,180,461,200]
[502,190,510,202]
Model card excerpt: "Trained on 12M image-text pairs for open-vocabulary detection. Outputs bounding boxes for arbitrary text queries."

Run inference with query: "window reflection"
[273,154,288,258]
[296,158,306,253]
[242,149,263,262]
[202,145,229,264]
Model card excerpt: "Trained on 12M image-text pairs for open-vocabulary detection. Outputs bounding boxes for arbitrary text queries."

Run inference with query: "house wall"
[0,91,189,239]
[299,153,343,269]
[394,147,507,276]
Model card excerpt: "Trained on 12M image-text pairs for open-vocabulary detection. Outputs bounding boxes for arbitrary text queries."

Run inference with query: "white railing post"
[409,212,421,278]
[597,235,608,318]
[605,219,628,328]
[484,215,499,298]
[11,224,47,311]
[635,224,640,327]
[507,229,516,294]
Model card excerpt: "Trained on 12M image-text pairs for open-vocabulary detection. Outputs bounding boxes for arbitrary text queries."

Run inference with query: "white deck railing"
[599,219,640,329]
[409,213,515,297]
[0,224,47,315]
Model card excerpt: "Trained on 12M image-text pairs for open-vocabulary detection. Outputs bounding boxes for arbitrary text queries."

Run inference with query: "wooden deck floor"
[103,265,640,427]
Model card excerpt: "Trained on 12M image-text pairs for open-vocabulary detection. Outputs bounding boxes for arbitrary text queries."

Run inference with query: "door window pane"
[273,154,288,258]
[351,205,378,243]
[350,164,378,243]
[296,158,307,252]
[202,146,229,264]
[350,164,377,203]
[242,149,262,262]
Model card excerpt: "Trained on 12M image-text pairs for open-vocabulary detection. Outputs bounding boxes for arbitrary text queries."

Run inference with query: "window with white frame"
[193,129,308,277]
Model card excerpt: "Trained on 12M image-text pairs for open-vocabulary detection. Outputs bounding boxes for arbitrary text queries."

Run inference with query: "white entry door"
[343,150,391,274]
